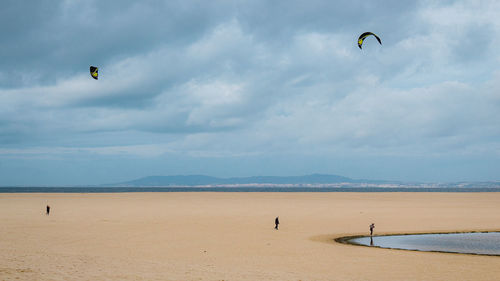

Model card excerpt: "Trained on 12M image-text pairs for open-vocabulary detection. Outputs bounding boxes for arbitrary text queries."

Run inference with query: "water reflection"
[350,232,500,255]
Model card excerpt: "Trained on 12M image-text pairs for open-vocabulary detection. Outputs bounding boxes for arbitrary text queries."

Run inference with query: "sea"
[1,186,500,193]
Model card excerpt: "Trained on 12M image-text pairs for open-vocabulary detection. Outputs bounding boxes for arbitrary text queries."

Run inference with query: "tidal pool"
[348,232,500,255]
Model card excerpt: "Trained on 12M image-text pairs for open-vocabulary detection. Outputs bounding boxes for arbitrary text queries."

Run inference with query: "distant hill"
[108,174,356,187]
[97,174,500,188]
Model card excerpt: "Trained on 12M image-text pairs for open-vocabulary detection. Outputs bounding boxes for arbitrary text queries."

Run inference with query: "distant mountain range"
[106,174,397,187]
[105,174,500,188]
[109,174,351,186]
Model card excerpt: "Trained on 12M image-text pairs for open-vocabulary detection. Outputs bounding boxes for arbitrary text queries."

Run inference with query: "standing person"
[275,216,279,230]
[46,205,50,215]
[369,223,375,236]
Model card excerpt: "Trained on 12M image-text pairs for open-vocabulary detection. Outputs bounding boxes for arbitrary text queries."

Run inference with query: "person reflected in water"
[370,236,374,246]
[275,216,279,230]
[369,223,375,236]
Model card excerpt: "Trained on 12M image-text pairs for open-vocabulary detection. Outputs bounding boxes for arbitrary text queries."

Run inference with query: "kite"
[90,66,98,80]
[358,32,381,49]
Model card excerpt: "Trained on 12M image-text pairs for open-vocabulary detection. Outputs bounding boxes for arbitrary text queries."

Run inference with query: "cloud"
[0,0,499,184]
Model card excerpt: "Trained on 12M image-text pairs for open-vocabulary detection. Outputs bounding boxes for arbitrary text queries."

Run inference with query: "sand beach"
[1,192,500,280]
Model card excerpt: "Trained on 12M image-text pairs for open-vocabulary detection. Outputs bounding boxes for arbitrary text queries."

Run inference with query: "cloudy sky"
[1,0,499,185]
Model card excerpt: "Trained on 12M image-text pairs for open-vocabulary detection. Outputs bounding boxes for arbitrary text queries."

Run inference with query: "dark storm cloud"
[0,0,421,86]
[0,0,232,87]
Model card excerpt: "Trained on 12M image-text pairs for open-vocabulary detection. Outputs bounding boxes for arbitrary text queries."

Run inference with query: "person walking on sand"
[46,205,50,215]
[275,216,279,230]
[369,223,375,236]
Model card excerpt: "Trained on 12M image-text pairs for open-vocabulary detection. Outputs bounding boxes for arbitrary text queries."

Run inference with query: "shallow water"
[349,232,500,255]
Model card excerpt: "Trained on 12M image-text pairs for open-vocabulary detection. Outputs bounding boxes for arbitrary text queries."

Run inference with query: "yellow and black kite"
[358,32,381,49]
[90,66,98,80]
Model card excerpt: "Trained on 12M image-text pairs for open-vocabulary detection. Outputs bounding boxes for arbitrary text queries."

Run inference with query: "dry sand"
[1,192,500,280]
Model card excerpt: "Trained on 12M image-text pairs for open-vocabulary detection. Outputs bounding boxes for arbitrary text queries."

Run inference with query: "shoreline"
[333,230,500,257]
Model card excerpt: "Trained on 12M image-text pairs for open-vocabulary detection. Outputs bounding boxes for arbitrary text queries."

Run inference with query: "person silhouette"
[275,216,280,230]
[369,223,375,236]
[46,205,50,215]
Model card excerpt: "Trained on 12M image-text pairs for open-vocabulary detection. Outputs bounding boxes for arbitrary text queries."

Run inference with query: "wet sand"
[1,192,500,280]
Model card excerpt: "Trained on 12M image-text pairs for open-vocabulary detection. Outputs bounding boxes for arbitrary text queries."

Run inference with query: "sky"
[0,0,499,185]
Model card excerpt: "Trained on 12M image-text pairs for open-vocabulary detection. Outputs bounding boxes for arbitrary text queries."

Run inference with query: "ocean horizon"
[2,186,500,193]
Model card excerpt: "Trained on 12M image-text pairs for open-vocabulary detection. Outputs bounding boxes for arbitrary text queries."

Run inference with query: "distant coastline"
[1,174,500,190]
[103,174,500,189]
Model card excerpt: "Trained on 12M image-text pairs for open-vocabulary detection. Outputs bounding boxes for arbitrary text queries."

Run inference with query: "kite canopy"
[90,66,98,80]
[358,32,382,49]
